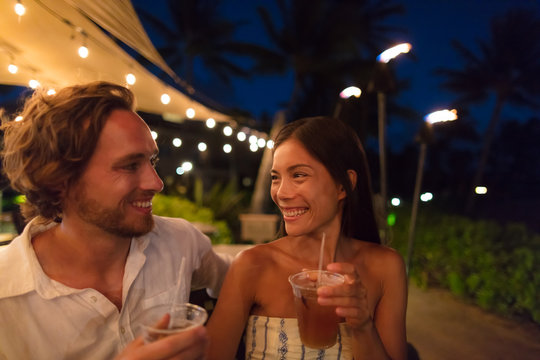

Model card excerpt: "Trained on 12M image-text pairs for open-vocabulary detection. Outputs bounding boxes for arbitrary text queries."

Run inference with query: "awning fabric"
[0,0,231,122]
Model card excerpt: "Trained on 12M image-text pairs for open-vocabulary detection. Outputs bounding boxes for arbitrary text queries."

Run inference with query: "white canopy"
[0,0,231,122]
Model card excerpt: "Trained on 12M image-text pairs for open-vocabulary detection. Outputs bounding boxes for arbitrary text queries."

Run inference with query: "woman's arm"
[206,249,258,360]
[319,248,408,360]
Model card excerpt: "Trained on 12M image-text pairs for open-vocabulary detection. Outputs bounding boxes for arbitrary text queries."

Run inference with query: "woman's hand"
[317,262,373,333]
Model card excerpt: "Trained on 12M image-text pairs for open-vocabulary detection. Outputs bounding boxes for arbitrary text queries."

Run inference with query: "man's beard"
[75,189,154,238]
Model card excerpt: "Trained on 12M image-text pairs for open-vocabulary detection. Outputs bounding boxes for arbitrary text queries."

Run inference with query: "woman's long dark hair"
[273,116,380,244]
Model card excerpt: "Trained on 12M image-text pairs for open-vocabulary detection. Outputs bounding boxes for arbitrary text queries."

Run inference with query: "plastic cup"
[288,270,345,349]
[138,303,208,343]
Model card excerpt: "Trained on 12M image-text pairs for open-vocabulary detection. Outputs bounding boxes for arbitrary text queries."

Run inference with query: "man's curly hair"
[1,81,135,223]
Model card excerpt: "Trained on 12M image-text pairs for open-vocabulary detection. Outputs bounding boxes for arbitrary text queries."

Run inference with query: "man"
[0,82,230,359]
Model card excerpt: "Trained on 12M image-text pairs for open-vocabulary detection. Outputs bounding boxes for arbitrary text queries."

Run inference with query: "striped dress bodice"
[244,316,353,360]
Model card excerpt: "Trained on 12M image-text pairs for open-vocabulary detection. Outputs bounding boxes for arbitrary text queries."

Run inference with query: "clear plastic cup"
[289,270,345,349]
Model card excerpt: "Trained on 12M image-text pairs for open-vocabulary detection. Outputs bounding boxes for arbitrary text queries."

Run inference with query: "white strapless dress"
[244,315,353,360]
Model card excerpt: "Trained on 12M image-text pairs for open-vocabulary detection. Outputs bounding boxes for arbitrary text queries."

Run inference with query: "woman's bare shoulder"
[353,241,406,274]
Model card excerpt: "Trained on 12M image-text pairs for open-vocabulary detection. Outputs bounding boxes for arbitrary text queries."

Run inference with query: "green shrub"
[152,194,232,244]
[390,206,540,325]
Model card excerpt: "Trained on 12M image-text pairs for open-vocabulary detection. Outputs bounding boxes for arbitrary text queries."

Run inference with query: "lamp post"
[374,43,411,243]
[406,109,457,275]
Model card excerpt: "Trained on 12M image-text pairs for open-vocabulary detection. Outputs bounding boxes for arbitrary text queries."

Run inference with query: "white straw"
[169,256,186,328]
[317,233,326,286]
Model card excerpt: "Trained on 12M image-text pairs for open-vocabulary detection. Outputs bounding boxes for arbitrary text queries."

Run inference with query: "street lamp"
[375,43,411,243]
[406,109,457,275]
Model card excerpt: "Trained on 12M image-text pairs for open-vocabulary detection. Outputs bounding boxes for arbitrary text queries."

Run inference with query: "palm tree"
[246,0,405,213]
[436,9,540,213]
[136,0,251,93]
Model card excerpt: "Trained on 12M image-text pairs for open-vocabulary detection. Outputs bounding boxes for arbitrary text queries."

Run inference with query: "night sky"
[132,0,538,151]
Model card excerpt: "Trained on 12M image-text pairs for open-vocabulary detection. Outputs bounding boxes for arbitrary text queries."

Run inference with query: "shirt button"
[90,296,97,302]
[120,327,126,334]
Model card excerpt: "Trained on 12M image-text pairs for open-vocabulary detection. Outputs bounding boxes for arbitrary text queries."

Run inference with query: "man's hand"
[115,326,208,360]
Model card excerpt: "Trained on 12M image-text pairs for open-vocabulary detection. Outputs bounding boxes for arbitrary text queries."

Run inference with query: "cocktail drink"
[289,270,345,349]
[138,303,208,343]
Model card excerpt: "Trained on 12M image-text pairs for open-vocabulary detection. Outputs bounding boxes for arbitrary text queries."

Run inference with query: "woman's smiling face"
[270,138,346,237]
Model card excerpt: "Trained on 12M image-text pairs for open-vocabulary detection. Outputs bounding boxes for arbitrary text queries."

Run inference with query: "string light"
[237,131,246,141]
[8,64,18,74]
[206,118,216,128]
[46,89,56,95]
[15,116,23,122]
[266,140,274,149]
[160,93,170,105]
[28,79,40,89]
[186,108,195,119]
[223,125,233,136]
[198,142,207,152]
[125,73,136,85]
[249,143,259,152]
[223,144,232,153]
[151,131,158,140]
[181,161,193,172]
[172,138,182,147]
[78,44,89,58]
[14,1,26,16]
[257,138,266,148]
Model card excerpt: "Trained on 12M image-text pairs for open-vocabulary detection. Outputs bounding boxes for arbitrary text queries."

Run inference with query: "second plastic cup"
[138,303,208,343]
[288,270,345,349]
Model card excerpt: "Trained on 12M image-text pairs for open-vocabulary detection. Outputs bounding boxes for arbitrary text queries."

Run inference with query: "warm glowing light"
[339,86,361,99]
[223,144,232,153]
[181,161,193,172]
[425,109,458,124]
[377,43,411,63]
[475,186,488,195]
[249,143,258,152]
[28,79,40,89]
[172,138,182,147]
[15,116,23,122]
[198,142,207,152]
[46,89,56,95]
[223,126,233,136]
[266,140,274,149]
[14,2,26,16]
[248,135,257,144]
[237,131,246,141]
[161,93,170,105]
[186,108,195,119]
[206,118,216,128]
[420,192,433,202]
[391,197,401,206]
[257,138,266,148]
[126,73,136,85]
[151,131,158,140]
[78,45,89,58]
[8,64,18,74]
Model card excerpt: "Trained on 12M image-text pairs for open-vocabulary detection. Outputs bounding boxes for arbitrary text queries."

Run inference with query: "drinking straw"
[169,256,186,328]
[317,232,326,287]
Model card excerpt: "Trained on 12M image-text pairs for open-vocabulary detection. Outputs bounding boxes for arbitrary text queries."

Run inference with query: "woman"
[207,116,407,359]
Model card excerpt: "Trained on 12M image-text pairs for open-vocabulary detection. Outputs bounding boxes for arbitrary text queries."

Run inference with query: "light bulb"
[8,64,18,74]
[14,2,26,16]
[186,108,195,119]
[29,79,40,89]
[161,93,170,105]
[206,118,216,128]
[78,45,89,58]
[126,73,136,85]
